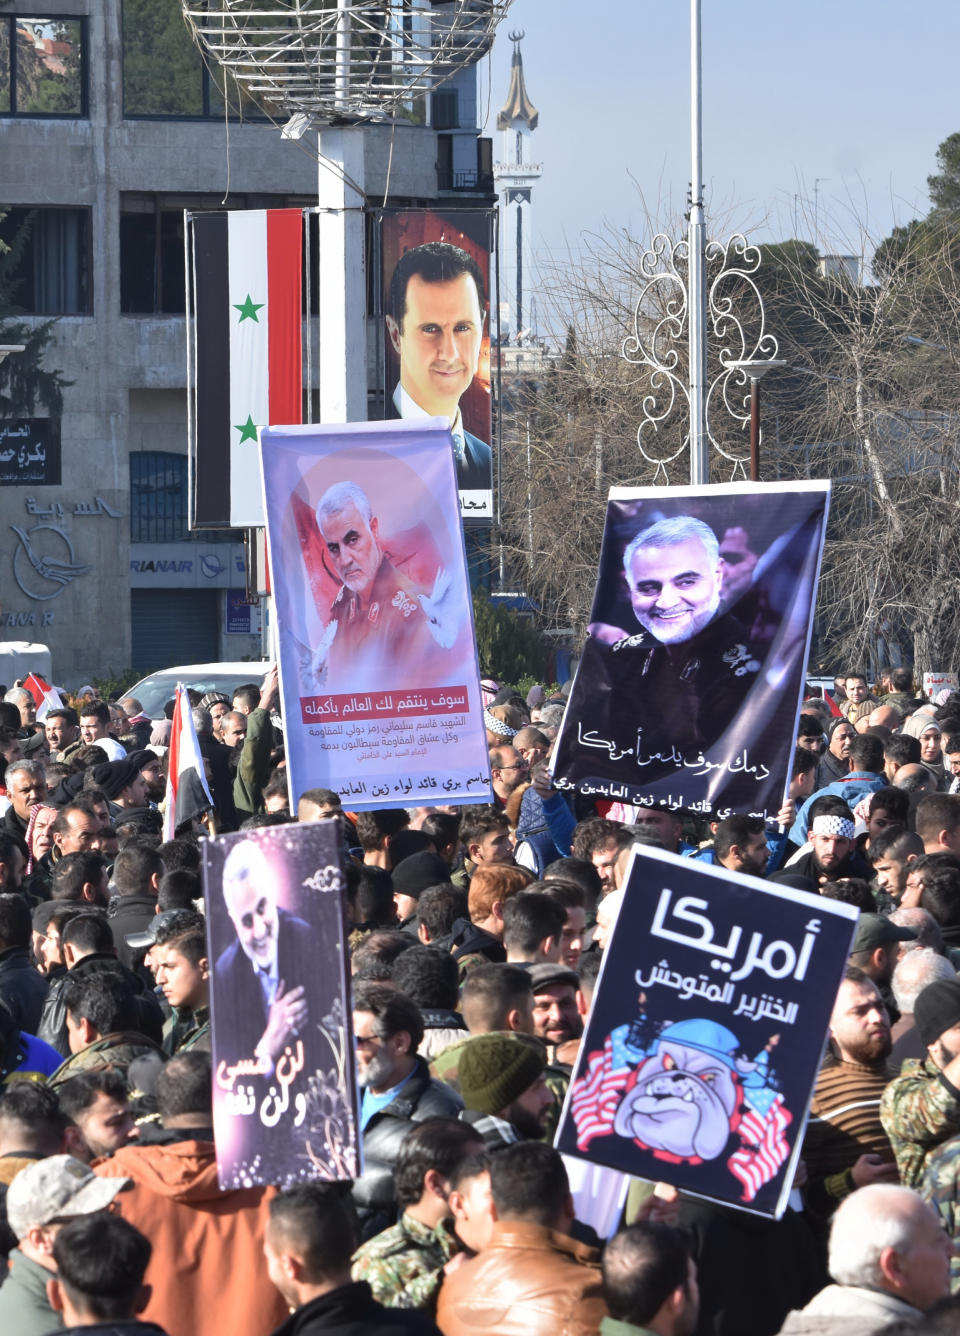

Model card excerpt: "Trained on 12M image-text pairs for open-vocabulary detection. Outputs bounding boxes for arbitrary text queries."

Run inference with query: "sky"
[479,1,960,280]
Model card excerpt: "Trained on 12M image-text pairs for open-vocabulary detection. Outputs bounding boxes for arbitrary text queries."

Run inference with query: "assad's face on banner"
[319,499,382,597]
[224,871,279,970]
[386,270,485,421]
[626,536,723,645]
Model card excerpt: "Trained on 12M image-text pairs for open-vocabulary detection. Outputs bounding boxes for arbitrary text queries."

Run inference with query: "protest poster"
[380,208,495,522]
[550,481,830,819]
[260,418,492,810]
[555,844,858,1218]
[204,821,360,1190]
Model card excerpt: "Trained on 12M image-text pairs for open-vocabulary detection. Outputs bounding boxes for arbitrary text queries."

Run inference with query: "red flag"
[163,685,214,840]
[22,673,63,721]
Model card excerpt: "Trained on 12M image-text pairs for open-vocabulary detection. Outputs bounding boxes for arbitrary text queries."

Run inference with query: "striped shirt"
[802,1056,895,1213]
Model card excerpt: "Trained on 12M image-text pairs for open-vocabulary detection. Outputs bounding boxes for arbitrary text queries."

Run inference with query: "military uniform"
[879,1054,960,1189]
[920,1136,960,1292]
[163,1005,211,1056]
[351,1212,459,1311]
[48,1030,161,1088]
[327,556,435,689]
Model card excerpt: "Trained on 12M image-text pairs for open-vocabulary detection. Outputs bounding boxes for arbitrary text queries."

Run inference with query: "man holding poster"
[550,481,830,819]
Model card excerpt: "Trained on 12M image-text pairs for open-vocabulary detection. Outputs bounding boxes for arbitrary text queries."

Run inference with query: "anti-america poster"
[555,845,857,1218]
[204,822,359,1190]
[260,418,492,810]
[380,208,495,521]
[550,481,830,819]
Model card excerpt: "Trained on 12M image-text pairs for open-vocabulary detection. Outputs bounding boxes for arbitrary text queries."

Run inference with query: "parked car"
[125,662,269,720]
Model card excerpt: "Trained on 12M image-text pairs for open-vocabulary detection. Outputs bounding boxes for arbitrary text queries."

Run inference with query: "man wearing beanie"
[89,759,150,818]
[392,852,451,936]
[458,1033,554,1150]
[881,976,960,1188]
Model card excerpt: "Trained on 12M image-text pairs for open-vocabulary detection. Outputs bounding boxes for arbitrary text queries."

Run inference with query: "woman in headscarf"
[902,712,947,789]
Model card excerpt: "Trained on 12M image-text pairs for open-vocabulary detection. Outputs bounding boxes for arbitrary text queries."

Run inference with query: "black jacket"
[0,804,27,854]
[449,919,505,965]
[61,1324,169,1336]
[354,1056,463,1226]
[36,964,71,1055]
[69,952,164,1047]
[270,1281,441,1336]
[108,893,157,971]
[0,944,48,1033]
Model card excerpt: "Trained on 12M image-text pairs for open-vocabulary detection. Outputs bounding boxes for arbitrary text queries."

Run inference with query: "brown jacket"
[436,1220,606,1336]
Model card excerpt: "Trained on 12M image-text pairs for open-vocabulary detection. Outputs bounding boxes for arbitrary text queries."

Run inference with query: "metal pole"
[749,378,760,481]
[688,0,707,484]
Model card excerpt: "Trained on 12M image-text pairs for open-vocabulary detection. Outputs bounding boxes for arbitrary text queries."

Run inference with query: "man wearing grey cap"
[0,1154,129,1336]
[848,911,918,1025]
[882,976,960,1189]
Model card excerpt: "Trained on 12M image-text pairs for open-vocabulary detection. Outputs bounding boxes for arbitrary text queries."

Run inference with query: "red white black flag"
[163,684,214,840]
[188,208,303,529]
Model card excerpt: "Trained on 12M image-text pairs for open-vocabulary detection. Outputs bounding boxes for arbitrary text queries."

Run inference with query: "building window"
[0,17,86,117]
[432,90,459,130]
[121,0,275,120]
[120,203,186,314]
[131,451,189,543]
[0,207,91,314]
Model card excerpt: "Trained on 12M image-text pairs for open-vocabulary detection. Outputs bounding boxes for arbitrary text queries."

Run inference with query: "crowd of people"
[0,665,958,1335]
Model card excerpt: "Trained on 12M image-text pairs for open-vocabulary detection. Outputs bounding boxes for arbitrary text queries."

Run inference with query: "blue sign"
[555,845,857,1218]
[226,589,252,634]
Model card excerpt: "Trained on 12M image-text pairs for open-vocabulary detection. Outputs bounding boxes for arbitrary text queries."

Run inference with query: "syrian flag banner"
[163,684,214,840]
[554,844,858,1219]
[189,208,303,529]
[22,672,63,721]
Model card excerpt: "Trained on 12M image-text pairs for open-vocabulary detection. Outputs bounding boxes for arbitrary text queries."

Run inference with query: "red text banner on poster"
[300,685,469,724]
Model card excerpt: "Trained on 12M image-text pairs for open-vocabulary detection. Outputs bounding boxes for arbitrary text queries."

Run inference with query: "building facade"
[0,2,492,683]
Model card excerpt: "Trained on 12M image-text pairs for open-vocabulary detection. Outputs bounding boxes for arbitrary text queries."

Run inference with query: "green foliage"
[471,592,550,684]
[0,210,71,416]
[122,0,204,116]
[928,132,960,214]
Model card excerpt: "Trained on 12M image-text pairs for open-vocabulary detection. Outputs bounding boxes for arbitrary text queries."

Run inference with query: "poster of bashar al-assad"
[550,481,830,820]
[380,209,494,521]
[204,822,360,1190]
[260,418,492,811]
[555,844,858,1218]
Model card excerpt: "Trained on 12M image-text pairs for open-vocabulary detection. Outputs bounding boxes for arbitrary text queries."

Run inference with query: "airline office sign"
[129,542,246,589]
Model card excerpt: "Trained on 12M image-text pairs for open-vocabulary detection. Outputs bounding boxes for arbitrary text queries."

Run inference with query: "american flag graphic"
[570,1036,634,1149]
[727,1093,791,1202]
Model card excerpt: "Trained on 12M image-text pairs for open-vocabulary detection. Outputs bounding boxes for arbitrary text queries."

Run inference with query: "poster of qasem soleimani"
[555,844,858,1218]
[259,418,492,811]
[550,481,831,819]
[204,822,360,1190]
[380,209,494,521]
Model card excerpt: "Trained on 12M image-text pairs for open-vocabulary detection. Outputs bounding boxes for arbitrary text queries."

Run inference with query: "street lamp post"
[729,358,785,481]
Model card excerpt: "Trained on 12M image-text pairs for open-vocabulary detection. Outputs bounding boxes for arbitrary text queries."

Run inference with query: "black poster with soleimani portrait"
[550,481,830,820]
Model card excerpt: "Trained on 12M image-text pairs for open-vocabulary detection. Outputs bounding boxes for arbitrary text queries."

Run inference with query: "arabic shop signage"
[0,420,60,486]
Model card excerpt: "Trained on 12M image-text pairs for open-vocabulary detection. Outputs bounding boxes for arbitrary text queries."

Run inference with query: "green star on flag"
[234,415,258,443]
[233,293,264,322]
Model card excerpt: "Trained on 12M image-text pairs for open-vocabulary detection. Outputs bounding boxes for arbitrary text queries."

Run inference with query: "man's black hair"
[844,670,868,686]
[537,878,585,911]
[355,807,410,852]
[603,1223,692,1326]
[299,787,341,809]
[61,912,113,957]
[868,787,910,824]
[57,1068,129,1123]
[543,856,603,905]
[388,241,486,327]
[112,842,164,897]
[0,1080,67,1149]
[714,815,765,862]
[78,700,110,726]
[158,838,201,873]
[232,683,261,712]
[268,1184,356,1282]
[796,714,824,741]
[869,826,923,864]
[419,811,461,851]
[461,963,533,1032]
[885,734,921,767]
[239,812,293,830]
[571,818,624,861]
[353,981,424,1052]
[153,908,206,946]
[0,833,22,880]
[50,852,106,903]
[353,866,398,930]
[391,944,459,1011]
[45,706,78,727]
[262,768,289,805]
[52,1214,151,1322]
[920,859,960,931]
[63,971,137,1038]
[388,829,434,867]
[0,893,29,949]
[849,733,884,775]
[916,794,960,846]
[157,869,201,911]
[820,878,875,912]
[791,746,819,778]
[458,805,509,851]
[156,1051,212,1120]
[488,1142,569,1225]
[351,929,417,981]
[577,950,602,1001]
[808,794,854,823]
[943,734,960,757]
[393,1117,483,1211]
[417,883,469,941]
[889,667,914,693]
[501,892,566,959]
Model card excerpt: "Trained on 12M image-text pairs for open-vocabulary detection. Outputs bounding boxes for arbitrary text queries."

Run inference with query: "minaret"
[494,32,541,345]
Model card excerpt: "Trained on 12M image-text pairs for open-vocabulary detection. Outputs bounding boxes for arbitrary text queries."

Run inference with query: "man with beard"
[882,977,960,1189]
[458,1033,555,1147]
[818,718,857,787]
[788,798,872,885]
[847,913,917,1024]
[801,968,900,1222]
[529,963,583,1060]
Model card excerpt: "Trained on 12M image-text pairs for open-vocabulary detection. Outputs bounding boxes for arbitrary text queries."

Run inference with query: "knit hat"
[915,978,960,1047]
[458,1035,545,1115]
[390,851,450,901]
[90,759,141,799]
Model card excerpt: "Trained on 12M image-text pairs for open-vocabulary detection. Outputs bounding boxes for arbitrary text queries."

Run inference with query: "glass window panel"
[0,23,11,114]
[14,17,83,115]
[122,0,203,116]
[0,206,90,314]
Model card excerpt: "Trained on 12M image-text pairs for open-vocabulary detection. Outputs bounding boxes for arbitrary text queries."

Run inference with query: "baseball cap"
[125,907,201,951]
[6,1155,130,1240]
[852,913,917,955]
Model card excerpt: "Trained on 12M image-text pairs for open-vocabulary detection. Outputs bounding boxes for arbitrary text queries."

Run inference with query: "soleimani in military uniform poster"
[551,481,830,820]
[259,418,492,811]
